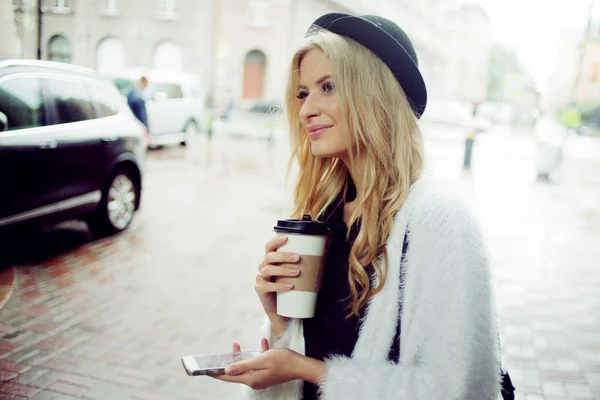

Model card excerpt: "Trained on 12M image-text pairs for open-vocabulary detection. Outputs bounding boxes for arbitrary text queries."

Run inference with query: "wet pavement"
[0,127,599,399]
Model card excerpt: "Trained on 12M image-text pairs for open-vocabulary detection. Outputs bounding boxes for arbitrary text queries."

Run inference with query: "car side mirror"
[0,112,8,132]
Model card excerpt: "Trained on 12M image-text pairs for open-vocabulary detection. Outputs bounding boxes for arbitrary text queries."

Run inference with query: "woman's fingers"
[254,279,294,293]
[265,235,288,254]
[233,342,241,353]
[262,251,300,267]
[257,265,300,281]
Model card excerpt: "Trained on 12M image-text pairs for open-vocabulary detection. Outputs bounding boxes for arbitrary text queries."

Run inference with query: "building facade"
[1,0,492,108]
[209,0,365,106]
[575,40,600,103]
[547,25,600,112]
[368,0,491,104]
[441,2,491,103]
[0,1,20,59]
[5,0,213,86]
[548,29,586,111]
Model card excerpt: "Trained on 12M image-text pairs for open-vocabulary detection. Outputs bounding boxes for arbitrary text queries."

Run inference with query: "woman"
[216,13,502,399]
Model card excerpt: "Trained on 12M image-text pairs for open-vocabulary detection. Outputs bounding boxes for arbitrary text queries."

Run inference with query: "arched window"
[47,34,71,63]
[96,36,125,74]
[153,40,182,71]
[242,49,266,99]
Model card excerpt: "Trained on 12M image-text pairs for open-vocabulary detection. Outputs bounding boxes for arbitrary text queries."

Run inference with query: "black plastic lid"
[274,215,331,236]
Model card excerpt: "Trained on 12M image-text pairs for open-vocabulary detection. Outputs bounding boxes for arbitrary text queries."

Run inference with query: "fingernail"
[226,366,237,375]
[289,268,299,275]
[283,284,293,290]
[278,235,288,242]
[290,254,299,261]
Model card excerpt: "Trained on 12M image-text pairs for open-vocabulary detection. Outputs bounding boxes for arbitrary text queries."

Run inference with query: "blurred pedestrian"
[464,102,479,169]
[222,94,235,121]
[127,76,149,130]
[214,13,512,400]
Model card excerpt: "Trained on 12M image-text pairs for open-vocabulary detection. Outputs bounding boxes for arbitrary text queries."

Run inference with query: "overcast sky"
[476,0,592,92]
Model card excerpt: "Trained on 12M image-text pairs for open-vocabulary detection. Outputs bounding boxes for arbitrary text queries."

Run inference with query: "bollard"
[463,129,475,169]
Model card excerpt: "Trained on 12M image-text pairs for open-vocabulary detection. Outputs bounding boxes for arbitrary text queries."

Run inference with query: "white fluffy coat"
[244,175,501,399]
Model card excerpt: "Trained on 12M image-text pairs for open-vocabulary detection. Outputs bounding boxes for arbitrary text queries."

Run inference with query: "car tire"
[180,121,198,146]
[87,167,139,238]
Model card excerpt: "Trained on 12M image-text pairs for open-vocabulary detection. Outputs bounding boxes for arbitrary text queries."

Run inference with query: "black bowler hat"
[307,13,427,118]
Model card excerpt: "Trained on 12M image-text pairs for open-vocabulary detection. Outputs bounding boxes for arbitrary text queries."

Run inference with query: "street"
[1,126,600,400]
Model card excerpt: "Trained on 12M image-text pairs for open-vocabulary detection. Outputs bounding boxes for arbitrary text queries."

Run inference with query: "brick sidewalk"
[0,144,286,399]
[0,135,599,399]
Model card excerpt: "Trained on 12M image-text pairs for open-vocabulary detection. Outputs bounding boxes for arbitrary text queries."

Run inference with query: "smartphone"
[181,351,262,376]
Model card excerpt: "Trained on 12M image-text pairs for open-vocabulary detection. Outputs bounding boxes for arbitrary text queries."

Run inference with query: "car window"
[0,77,46,131]
[92,84,121,118]
[45,78,95,124]
[153,83,184,99]
[110,78,135,97]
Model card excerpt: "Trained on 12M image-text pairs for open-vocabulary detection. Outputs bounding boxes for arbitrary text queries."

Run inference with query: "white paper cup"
[273,215,330,319]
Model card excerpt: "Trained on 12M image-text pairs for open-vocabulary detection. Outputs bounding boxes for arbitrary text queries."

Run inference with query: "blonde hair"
[284,30,425,317]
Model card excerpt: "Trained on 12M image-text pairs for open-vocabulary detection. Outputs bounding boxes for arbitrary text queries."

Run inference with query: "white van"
[103,69,204,147]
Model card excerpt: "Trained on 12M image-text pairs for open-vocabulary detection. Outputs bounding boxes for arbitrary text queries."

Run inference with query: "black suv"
[0,60,147,236]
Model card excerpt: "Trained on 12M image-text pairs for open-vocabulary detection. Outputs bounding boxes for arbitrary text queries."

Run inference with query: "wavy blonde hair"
[285,30,425,317]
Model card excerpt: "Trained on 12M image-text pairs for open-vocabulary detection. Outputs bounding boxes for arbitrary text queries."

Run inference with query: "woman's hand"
[256,235,301,337]
[214,340,327,390]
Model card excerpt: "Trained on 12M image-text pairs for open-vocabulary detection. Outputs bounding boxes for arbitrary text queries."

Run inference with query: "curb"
[0,265,17,312]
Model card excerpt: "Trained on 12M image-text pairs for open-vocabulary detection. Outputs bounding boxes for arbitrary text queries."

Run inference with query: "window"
[47,35,72,63]
[12,0,37,11]
[242,50,267,99]
[105,0,120,14]
[0,77,46,131]
[96,37,125,73]
[152,83,183,99]
[157,0,179,17]
[248,0,272,28]
[92,84,121,118]
[153,40,183,71]
[46,78,95,124]
[52,0,71,12]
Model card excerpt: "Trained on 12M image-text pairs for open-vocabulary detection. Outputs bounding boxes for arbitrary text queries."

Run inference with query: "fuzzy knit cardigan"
[244,175,501,400]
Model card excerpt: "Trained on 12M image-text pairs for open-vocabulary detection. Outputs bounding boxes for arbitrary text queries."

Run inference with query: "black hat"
[307,13,427,118]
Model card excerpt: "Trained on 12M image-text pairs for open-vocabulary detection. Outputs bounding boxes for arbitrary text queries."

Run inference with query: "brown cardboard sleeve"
[276,255,325,292]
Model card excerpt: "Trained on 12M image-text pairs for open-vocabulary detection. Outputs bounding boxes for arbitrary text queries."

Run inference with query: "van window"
[0,77,46,131]
[153,83,184,99]
[46,78,95,124]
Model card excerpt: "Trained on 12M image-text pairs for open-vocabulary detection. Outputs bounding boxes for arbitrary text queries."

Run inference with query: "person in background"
[127,76,149,130]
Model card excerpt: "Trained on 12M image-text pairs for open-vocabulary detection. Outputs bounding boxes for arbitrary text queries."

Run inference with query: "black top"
[302,181,403,400]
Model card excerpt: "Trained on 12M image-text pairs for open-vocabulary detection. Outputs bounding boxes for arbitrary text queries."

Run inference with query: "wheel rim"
[107,174,136,230]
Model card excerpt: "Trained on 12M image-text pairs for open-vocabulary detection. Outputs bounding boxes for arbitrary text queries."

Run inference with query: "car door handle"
[39,141,57,149]
[102,137,118,142]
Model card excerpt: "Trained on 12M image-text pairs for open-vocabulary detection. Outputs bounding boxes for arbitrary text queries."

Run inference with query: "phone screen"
[182,351,261,376]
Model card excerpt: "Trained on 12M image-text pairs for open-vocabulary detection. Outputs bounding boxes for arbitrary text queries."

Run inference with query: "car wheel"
[180,121,198,146]
[88,168,138,237]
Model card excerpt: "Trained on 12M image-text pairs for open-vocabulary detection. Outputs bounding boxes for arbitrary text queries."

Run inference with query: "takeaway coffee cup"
[273,215,331,319]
